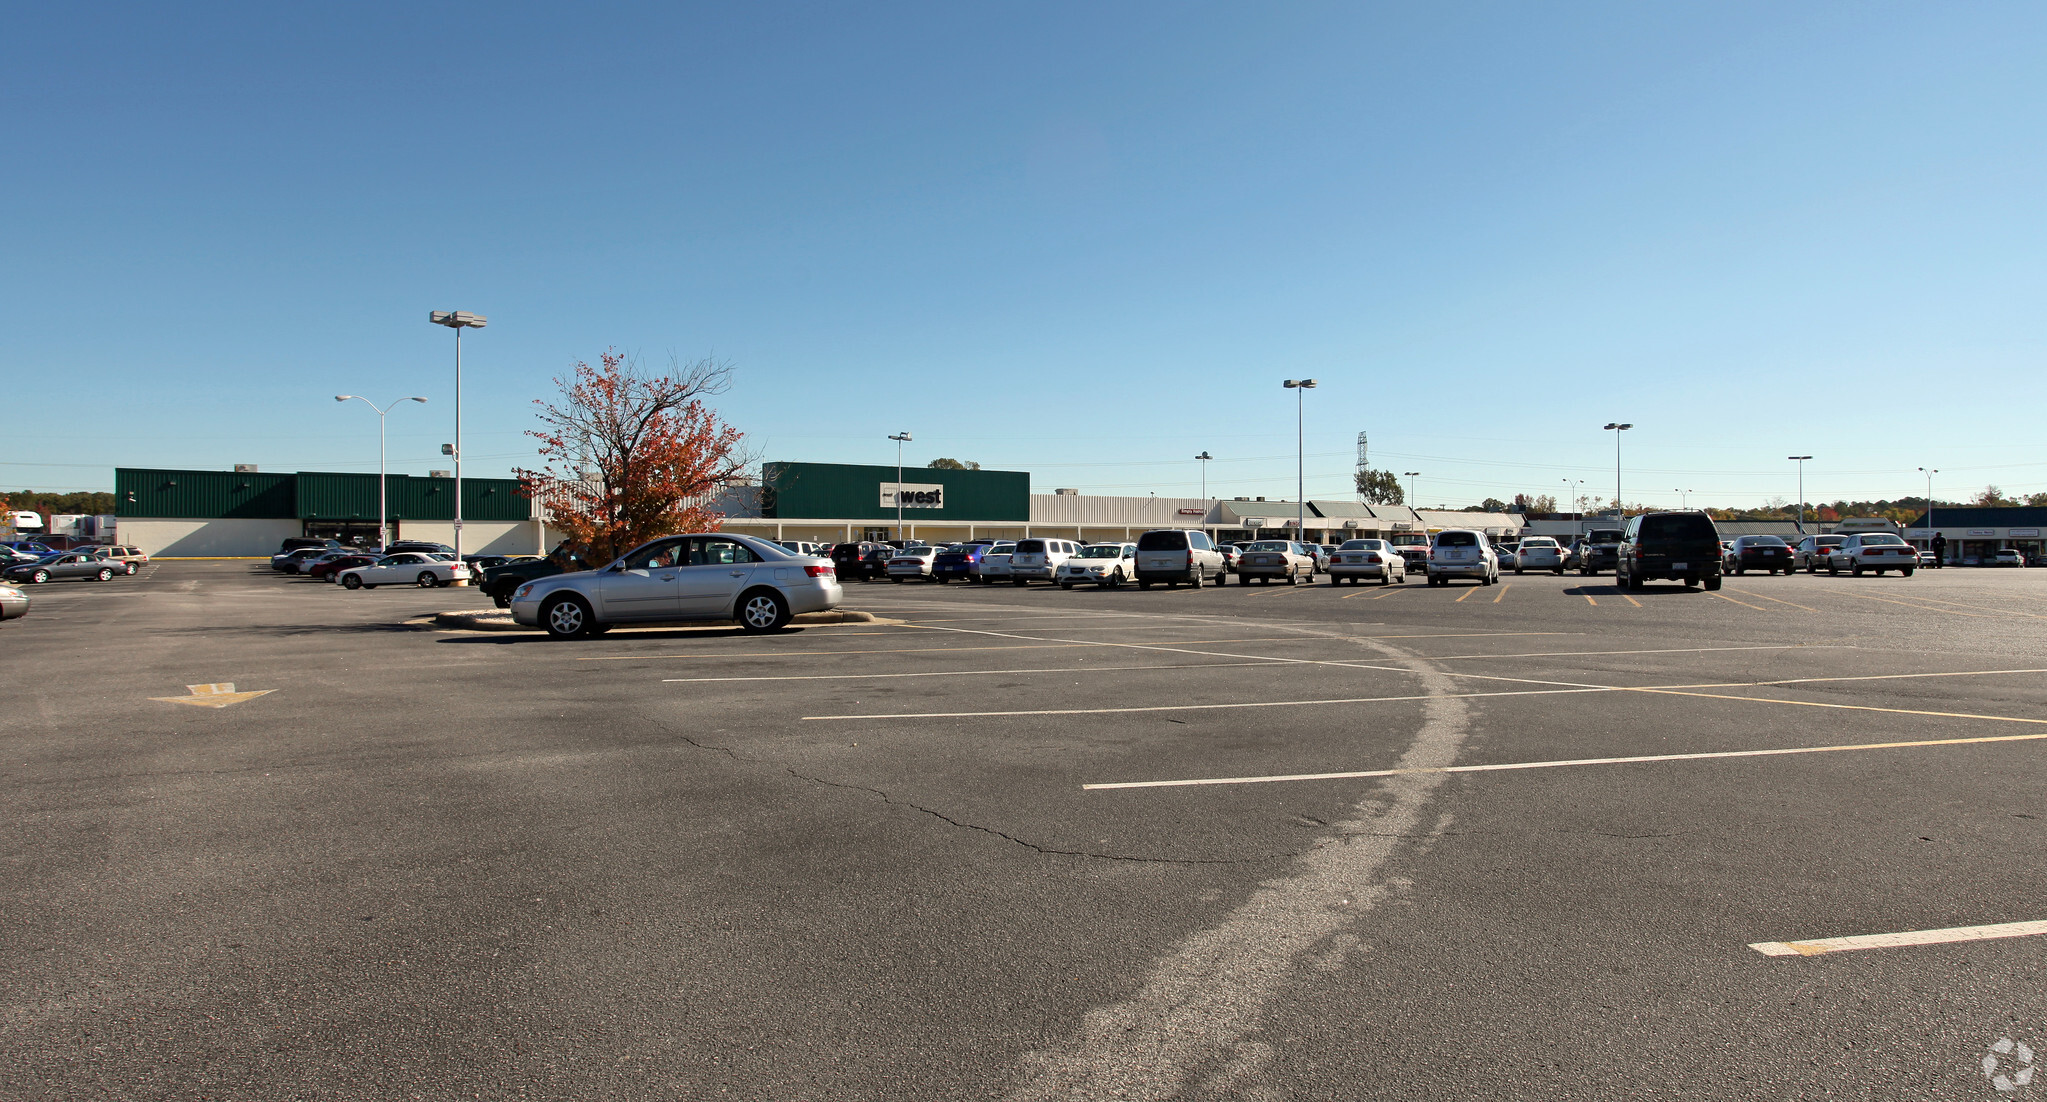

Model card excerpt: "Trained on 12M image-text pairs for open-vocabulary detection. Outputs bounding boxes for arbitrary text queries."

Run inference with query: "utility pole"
[1788,456,1813,533]
[888,432,913,541]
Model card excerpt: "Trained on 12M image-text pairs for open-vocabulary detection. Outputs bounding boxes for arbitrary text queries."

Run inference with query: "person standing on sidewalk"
[1931,531,1947,568]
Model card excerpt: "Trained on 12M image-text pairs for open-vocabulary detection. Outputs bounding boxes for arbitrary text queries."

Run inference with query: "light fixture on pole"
[1564,478,1585,537]
[1675,488,1693,510]
[1283,380,1317,537]
[1602,423,1632,515]
[1195,452,1212,533]
[429,310,486,578]
[1919,466,1938,559]
[1405,472,1421,509]
[887,432,913,541]
[335,395,428,549]
[1788,456,1813,532]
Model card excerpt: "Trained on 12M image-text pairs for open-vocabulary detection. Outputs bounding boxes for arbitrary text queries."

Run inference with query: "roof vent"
[1054,488,1079,495]
[1256,497,1266,502]
[429,469,453,479]
[234,463,259,473]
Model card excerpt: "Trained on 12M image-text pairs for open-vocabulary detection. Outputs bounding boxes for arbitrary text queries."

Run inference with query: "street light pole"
[888,432,913,541]
[1283,380,1317,538]
[1603,423,1632,516]
[1405,472,1420,509]
[1788,456,1813,533]
[335,395,429,549]
[1919,466,1938,561]
[1195,452,1212,535]
[430,311,486,575]
[1675,488,1692,510]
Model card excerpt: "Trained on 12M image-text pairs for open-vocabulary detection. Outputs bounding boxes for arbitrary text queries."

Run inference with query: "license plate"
[1671,562,1688,570]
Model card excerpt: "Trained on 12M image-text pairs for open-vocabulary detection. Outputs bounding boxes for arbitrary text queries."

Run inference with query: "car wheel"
[736,588,792,632]
[542,595,596,639]
[1189,568,1204,589]
[492,594,511,609]
[126,563,138,575]
[1108,571,1124,588]
[1704,576,1722,591]
[415,571,438,587]
[1902,567,1914,577]
[96,568,114,581]
[1137,580,1151,590]
[1852,566,1863,577]
[1012,578,1026,586]
[29,569,50,584]
[1060,581,1074,590]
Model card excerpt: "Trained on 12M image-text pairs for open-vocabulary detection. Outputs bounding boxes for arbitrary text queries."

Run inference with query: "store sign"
[2011,529,2041,538]
[1242,518,1269,529]
[880,483,945,510]
[1967,528,1995,537]
[1177,508,1205,516]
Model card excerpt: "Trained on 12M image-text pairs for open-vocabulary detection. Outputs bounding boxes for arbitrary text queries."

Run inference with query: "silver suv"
[1134,530,1226,588]
[510,533,842,638]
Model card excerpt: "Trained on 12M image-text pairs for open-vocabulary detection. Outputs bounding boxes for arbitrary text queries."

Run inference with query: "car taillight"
[806,564,834,577]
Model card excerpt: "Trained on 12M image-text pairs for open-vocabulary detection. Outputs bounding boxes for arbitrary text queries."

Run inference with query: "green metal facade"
[116,469,531,521]
[763,462,1029,522]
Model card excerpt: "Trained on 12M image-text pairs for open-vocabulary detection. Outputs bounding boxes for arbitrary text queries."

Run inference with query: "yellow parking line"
[1583,594,1597,606]
[1712,592,1772,612]
[1727,587,1820,613]
[1454,586,1479,603]
[1492,583,1510,604]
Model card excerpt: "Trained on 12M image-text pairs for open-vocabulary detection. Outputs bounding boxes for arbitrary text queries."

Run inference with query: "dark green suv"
[1616,511,1723,590]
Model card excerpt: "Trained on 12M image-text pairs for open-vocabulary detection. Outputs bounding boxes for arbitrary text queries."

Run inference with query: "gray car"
[2,552,120,585]
[510,532,843,639]
[0,582,28,621]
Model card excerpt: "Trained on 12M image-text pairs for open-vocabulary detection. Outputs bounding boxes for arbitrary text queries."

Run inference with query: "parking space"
[3,561,2045,1098]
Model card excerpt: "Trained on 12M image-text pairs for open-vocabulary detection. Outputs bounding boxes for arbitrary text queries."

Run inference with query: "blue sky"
[4,3,2042,510]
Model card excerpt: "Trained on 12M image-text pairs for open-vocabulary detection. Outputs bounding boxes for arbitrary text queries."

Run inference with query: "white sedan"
[1513,536,1566,574]
[886,546,938,582]
[1058,543,1138,588]
[338,552,472,589]
[1327,539,1406,585]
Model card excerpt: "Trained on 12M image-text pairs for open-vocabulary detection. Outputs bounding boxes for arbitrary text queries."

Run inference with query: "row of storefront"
[1904,507,2047,565]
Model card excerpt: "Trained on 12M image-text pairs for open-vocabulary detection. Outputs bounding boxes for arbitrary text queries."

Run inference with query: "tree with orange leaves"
[517,349,750,564]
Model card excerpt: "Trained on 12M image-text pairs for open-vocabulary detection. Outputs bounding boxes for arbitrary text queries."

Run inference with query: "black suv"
[1575,529,1624,575]
[1616,511,1723,590]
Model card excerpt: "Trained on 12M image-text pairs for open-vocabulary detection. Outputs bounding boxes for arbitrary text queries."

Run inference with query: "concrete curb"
[430,608,880,633]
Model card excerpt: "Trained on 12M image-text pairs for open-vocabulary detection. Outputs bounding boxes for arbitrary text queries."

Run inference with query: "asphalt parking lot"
[5,561,2046,1100]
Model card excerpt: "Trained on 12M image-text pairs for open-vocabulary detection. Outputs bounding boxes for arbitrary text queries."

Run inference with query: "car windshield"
[1522,538,1556,547]
[1077,545,1125,558]
[1244,541,1291,552]
[1338,540,1381,550]
[988,543,1014,553]
[1859,534,1906,545]
[1436,532,1478,547]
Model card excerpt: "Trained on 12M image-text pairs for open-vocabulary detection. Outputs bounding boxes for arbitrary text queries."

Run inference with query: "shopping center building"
[106,461,1526,557]
[1905,507,2047,565]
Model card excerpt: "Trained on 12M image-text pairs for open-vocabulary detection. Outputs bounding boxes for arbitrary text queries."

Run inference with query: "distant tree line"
[1,490,118,516]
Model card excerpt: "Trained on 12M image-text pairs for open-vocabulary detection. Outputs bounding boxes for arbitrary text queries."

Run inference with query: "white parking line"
[807,685,1610,721]
[664,661,1272,683]
[1084,729,2047,790]
[1750,919,2047,958]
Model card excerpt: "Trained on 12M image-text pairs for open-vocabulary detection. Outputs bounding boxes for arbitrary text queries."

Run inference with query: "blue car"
[932,541,994,584]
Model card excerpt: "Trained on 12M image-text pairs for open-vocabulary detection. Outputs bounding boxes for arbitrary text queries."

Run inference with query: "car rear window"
[1016,540,1046,553]
[1640,515,1717,541]
[1743,536,1788,547]
[1136,531,1189,551]
[1858,534,1906,545]
[1436,532,1477,547]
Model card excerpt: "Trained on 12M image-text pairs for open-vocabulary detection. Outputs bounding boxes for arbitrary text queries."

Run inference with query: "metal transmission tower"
[1354,432,1369,502]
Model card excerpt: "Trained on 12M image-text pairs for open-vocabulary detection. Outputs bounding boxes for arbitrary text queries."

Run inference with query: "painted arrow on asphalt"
[151,683,274,708]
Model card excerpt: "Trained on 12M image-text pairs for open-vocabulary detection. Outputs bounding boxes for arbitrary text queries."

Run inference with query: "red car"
[307,553,377,581]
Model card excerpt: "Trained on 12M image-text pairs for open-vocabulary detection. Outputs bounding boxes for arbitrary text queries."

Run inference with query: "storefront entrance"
[303,520,388,548]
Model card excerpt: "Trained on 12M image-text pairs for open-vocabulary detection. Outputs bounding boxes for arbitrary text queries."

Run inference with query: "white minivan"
[1133,529,1227,588]
[1007,538,1081,585]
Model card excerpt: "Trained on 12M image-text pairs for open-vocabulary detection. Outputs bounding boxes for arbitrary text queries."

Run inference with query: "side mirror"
[608,561,625,573]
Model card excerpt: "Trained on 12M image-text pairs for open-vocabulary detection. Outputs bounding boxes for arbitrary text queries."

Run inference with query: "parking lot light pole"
[430,311,487,574]
[1404,471,1420,509]
[1676,488,1692,510]
[1283,380,1317,537]
[1919,466,1938,554]
[1195,452,1212,534]
[1603,423,1632,516]
[1788,455,1813,532]
[888,432,913,541]
[335,395,428,549]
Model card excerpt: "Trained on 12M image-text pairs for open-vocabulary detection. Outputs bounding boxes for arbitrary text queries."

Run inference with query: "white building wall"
[395,520,560,556]
[118,518,303,558]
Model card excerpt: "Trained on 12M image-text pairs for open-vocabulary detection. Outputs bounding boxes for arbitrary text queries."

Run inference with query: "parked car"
[1234,540,1316,585]
[510,533,841,638]
[1059,543,1139,588]
[1133,529,1227,588]
[1615,511,1723,590]
[861,545,901,580]
[0,582,27,621]
[828,542,884,582]
[1995,549,2028,567]
[1575,529,1624,575]
[1494,543,1518,571]
[977,541,1017,583]
[3,551,122,584]
[309,553,379,581]
[1561,540,1582,570]
[337,552,472,589]
[1426,529,1498,586]
[89,545,149,574]
[2,540,57,558]
[1726,535,1795,575]
[271,542,340,571]
[275,537,341,557]
[0,546,38,566]
[1514,536,1565,575]
[1824,532,1918,576]
[1388,537,1430,574]
[933,541,994,584]
[1327,538,1406,585]
[1793,534,1847,573]
[1007,538,1082,585]
[481,545,593,608]
[384,541,456,555]
[776,541,829,557]
[887,545,940,582]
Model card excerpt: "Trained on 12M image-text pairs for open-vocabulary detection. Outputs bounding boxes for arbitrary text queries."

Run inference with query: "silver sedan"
[511,533,843,639]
